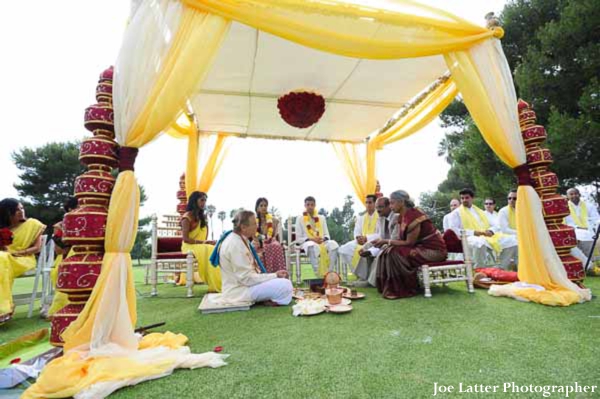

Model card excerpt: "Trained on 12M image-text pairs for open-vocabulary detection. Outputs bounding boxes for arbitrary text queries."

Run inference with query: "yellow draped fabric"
[0,218,45,319]
[334,78,457,205]
[172,117,230,197]
[568,202,588,229]
[332,142,371,206]
[183,0,503,60]
[446,39,588,305]
[26,5,231,398]
[22,332,195,399]
[458,205,502,254]
[61,5,230,352]
[181,224,221,292]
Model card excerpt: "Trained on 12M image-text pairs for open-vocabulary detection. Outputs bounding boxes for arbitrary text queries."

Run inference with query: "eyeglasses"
[507,197,517,201]
[484,202,494,206]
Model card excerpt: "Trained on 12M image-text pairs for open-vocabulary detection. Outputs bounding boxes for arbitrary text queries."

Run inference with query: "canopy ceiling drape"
[25,1,590,398]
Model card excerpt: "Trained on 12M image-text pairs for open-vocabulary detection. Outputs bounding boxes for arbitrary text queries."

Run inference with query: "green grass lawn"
[3,266,600,399]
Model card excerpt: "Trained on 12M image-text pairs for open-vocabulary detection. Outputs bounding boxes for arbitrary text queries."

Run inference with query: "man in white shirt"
[565,188,600,267]
[217,210,292,306]
[483,197,499,227]
[295,196,339,276]
[442,199,460,232]
[447,188,517,269]
[339,195,379,280]
[498,190,517,236]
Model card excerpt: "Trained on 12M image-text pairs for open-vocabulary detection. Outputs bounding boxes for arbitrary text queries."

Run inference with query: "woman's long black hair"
[0,198,20,228]
[186,191,208,228]
[255,197,268,233]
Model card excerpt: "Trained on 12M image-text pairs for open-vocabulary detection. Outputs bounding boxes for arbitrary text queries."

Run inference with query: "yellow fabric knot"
[492,27,504,39]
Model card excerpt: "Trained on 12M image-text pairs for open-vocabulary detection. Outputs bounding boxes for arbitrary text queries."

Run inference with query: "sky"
[0,0,507,237]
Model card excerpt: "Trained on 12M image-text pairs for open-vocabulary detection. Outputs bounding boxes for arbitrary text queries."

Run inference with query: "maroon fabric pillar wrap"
[513,163,532,186]
[119,147,139,172]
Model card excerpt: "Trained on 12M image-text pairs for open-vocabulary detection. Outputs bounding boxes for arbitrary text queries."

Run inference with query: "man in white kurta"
[565,188,600,269]
[339,195,379,280]
[448,189,517,269]
[442,199,460,232]
[218,211,292,306]
[295,196,339,276]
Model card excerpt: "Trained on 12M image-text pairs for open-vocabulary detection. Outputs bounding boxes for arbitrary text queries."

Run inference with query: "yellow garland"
[303,212,322,238]
[256,213,274,239]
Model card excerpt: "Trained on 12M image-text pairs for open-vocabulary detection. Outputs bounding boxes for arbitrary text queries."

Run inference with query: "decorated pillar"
[518,100,585,281]
[177,173,188,220]
[51,67,118,346]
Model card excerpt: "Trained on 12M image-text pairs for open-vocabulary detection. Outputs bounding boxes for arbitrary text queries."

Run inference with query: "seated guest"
[181,191,220,292]
[339,195,379,283]
[483,197,499,227]
[0,199,45,323]
[498,190,517,236]
[447,188,517,269]
[214,210,292,306]
[375,190,447,299]
[254,197,286,273]
[47,197,78,318]
[295,196,339,277]
[442,199,460,232]
[358,197,399,287]
[565,187,600,270]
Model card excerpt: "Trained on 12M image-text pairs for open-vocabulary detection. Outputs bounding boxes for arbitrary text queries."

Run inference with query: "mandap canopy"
[24,1,591,398]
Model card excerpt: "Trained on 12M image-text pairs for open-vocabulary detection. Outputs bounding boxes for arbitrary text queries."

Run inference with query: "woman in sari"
[181,191,221,292]
[375,190,447,299]
[0,198,46,323]
[254,198,286,273]
[46,197,78,318]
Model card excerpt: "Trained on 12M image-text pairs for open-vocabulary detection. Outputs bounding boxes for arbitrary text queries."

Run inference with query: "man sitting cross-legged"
[295,196,339,277]
[447,188,517,269]
[213,210,292,306]
[339,194,379,284]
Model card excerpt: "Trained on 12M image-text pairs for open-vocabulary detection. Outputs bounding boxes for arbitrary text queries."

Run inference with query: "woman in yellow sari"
[181,191,221,292]
[46,197,78,318]
[0,198,46,323]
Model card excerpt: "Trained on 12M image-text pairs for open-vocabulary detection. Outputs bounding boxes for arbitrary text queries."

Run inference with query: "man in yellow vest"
[565,188,600,270]
[339,195,379,284]
[447,188,517,269]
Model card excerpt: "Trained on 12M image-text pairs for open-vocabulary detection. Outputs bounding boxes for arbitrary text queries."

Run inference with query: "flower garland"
[303,212,321,238]
[0,227,13,249]
[256,213,274,239]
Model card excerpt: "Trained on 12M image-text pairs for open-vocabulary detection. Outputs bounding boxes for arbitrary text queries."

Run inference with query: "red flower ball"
[277,91,325,129]
[0,228,13,247]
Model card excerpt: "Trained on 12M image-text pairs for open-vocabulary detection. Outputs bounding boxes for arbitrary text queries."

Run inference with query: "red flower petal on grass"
[213,346,223,353]
[10,357,21,364]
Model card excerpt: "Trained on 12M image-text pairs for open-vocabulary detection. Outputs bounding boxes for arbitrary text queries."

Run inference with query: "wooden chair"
[148,214,196,298]
[13,235,49,317]
[419,230,475,298]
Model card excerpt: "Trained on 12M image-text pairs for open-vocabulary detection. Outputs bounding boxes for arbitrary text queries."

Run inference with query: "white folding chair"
[13,235,48,317]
